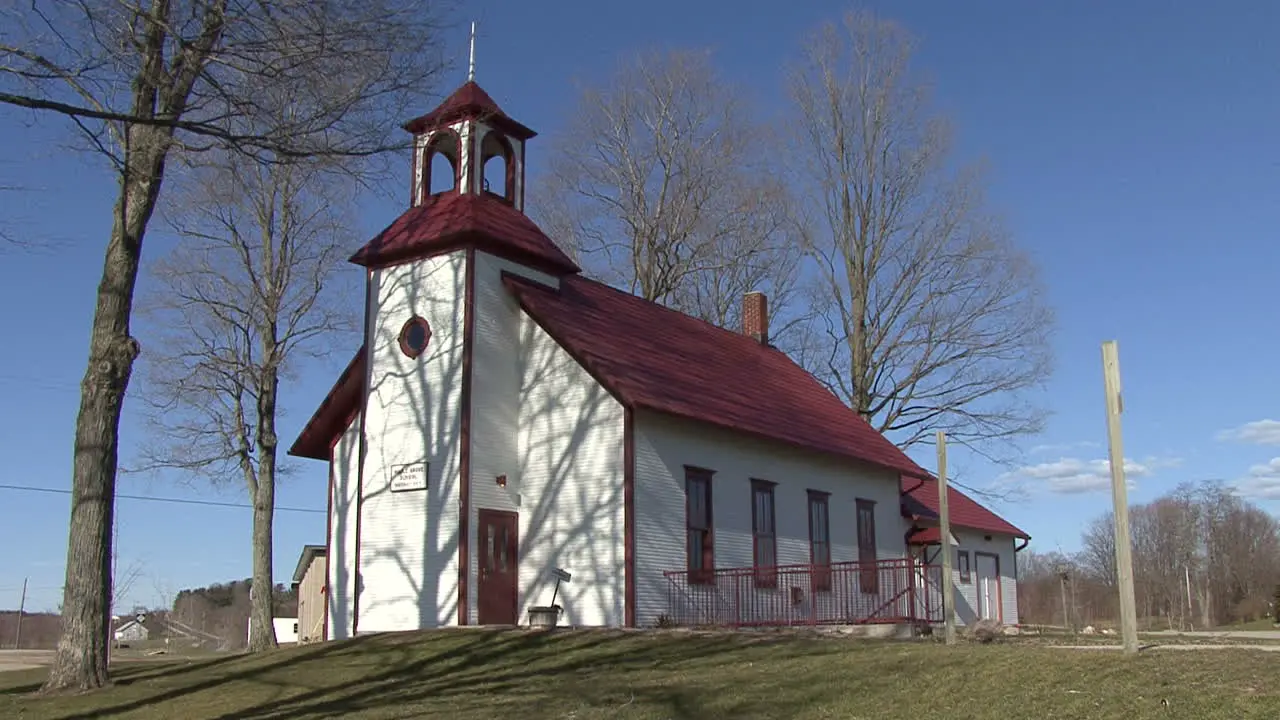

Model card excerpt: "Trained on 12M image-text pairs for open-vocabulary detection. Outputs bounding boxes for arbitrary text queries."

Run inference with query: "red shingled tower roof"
[402,80,536,139]
[347,191,579,274]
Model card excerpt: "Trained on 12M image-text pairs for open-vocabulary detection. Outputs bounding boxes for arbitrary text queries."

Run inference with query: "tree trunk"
[247,366,279,652]
[41,128,167,693]
[247,481,277,651]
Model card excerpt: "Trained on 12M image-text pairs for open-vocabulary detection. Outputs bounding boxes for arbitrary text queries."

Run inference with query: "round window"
[399,316,432,359]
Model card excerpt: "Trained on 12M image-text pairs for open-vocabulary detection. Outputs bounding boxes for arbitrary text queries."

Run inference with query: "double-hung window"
[808,490,831,591]
[685,467,715,584]
[751,480,777,588]
[856,499,878,594]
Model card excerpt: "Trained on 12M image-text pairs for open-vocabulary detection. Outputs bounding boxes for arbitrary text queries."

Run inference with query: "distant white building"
[113,619,149,642]
[247,617,299,646]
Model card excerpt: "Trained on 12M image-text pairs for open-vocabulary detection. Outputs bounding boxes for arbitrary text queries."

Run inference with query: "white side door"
[975,553,1001,622]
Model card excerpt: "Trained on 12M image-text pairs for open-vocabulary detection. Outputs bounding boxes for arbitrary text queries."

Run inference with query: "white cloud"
[997,455,1180,495]
[1232,457,1280,499]
[1028,440,1101,455]
[1216,420,1280,445]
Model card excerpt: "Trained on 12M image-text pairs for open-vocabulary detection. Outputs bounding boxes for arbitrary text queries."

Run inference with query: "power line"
[0,483,324,514]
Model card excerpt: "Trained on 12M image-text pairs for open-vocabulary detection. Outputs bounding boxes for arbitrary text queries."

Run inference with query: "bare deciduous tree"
[1078,513,1117,589]
[1063,481,1280,630]
[136,153,358,652]
[0,182,31,248]
[534,49,802,339]
[787,10,1053,453]
[1196,481,1280,625]
[1,0,449,691]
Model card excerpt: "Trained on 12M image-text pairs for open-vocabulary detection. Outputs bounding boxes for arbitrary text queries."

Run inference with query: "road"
[1145,629,1280,641]
[1052,628,1280,652]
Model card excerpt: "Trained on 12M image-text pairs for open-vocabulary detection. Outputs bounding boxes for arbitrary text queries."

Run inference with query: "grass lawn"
[2,628,1278,719]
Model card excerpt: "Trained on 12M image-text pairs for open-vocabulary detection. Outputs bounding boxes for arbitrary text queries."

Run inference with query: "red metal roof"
[348,192,580,275]
[402,80,536,140]
[505,273,931,479]
[900,475,1029,539]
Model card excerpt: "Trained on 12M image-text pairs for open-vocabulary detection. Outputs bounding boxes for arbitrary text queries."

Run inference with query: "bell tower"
[402,27,536,211]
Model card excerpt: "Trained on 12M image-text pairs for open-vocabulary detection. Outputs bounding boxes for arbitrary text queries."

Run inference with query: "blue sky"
[2,0,1279,613]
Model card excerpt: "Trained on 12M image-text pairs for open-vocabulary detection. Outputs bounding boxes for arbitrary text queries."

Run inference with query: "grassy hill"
[3,628,1278,719]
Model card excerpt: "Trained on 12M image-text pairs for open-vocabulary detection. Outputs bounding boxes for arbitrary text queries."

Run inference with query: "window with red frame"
[751,480,777,588]
[808,490,831,592]
[685,467,715,584]
[856,498,878,594]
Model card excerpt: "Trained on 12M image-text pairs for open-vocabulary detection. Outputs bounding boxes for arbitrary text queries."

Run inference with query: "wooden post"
[1184,565,1193,630]
[1059,571,1070,631]
[14,577,27,649]
[937,430,956,645]
[1102,340,1140,655]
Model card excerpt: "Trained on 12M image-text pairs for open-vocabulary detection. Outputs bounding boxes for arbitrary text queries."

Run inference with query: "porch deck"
[663,558,944,627]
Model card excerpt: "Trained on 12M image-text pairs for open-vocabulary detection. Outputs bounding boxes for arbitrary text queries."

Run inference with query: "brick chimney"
[742,292,769,345]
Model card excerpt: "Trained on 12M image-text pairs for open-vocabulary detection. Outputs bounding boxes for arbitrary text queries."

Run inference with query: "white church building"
[288,74,1029,637]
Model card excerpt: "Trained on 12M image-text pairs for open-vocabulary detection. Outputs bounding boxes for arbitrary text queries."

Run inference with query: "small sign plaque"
[390,463,428,492]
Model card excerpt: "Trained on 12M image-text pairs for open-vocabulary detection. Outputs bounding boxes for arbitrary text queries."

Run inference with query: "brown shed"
[291,544,328,643]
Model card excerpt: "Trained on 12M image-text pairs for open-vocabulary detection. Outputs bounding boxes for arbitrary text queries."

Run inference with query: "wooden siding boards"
[947,529,1019,626]
[468,251,566,625]
[913,527,1020,627]
[631,411,906,628]
[297,555,328,642]
[356,252,467,632]
[327,415,360,639]
[516,307,625,626]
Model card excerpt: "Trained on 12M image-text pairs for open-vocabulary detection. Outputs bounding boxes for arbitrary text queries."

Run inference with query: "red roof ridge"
[516,270,797,357]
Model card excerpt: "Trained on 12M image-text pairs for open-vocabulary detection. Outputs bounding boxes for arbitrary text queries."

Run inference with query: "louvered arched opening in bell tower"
[480,130,515,205]
[421,129,461,202]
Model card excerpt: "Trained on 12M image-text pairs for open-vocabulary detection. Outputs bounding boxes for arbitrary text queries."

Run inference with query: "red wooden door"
[477,509,519,625]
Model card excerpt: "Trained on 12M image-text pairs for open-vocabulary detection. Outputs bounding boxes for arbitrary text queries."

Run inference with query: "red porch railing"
[662,558,944,628]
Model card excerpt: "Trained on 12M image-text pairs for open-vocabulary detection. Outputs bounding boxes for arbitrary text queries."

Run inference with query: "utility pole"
[937,430,956,645]
[1102,340,1140,655]
[14,577,27,649]
[1058,570,1070,631]
[1185,565,1193,630]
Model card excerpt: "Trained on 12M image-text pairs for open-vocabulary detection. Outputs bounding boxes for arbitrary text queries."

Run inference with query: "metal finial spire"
[467,21,476,82]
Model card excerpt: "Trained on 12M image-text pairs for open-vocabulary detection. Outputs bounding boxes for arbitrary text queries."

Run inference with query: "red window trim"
[807,490,831,592]
[958,550,972,584]
[398,316,432,359]
[855,498,878,595]
[685,465,715,585]
[751,479,778,589]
